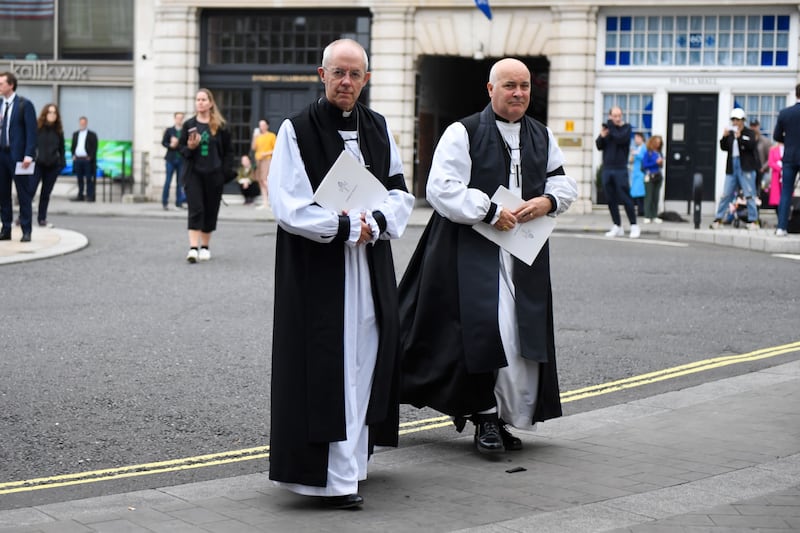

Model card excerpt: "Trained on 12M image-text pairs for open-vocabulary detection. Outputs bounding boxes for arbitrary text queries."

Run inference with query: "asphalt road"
[1,215,798,510]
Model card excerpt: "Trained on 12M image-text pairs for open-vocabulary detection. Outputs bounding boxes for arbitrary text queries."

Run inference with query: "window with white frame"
[602,93,654,139]
[732,93,789,141]
[604,14,791,68]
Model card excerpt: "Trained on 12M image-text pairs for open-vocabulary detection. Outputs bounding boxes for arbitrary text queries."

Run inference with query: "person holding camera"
[710,108,759,230]
[596,106,640,238]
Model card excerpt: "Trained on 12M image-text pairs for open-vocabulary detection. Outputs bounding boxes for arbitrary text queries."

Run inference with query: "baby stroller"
[723,190,752,228]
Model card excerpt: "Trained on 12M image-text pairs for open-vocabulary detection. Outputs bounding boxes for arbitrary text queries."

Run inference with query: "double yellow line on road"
[2,341,798,495]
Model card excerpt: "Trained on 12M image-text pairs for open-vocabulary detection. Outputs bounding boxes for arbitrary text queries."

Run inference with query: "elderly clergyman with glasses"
[267,39,414,510]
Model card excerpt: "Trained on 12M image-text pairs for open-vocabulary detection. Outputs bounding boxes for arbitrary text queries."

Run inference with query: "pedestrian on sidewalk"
[34,103,66,228]
[267,38,414,509]
[398,58,577,458]
[710,108,760,230]
[629,131,646,218]
[642,134,664,224]
[0,71,37,242]
[251,119,276,209]
[773,83,800,237]
[70,116,97,202]
[161,112,186,210]
[596,106,640,238]
[179,88,234,263]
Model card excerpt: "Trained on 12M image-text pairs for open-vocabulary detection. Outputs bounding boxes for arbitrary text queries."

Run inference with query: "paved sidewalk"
[1,360,798,532]
[0,196,798,265]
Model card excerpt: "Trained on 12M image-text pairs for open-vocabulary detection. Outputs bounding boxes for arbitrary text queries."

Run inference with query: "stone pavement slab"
[1,360,798,532]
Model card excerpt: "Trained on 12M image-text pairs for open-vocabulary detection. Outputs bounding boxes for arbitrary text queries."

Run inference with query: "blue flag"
[474,0,492,20]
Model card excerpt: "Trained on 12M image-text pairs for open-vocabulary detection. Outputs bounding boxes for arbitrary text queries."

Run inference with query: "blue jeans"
[776,160,799,231]
[602,167,637,226]
[163,159,186,207]
[714,157,758,223]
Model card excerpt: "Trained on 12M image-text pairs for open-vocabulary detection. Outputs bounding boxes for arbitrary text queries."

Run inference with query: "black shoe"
[87,197,96,203]
[498,419,523,451]
[473,413,505,454]
[321,494,364,509]
[0,231,10,241]
[70,196,85,202]
[20,233,31,242]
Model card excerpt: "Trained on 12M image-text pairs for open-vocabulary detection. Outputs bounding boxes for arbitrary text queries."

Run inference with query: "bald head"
[487,58,531,122]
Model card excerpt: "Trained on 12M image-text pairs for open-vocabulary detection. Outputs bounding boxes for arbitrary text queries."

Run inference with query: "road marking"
[2,340,798,495]
[560,233,689,247]
[773,253,800,261]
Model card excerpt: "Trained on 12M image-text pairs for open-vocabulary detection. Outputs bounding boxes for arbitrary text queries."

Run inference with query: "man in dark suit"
[70,116,98,202]
[773,84,800,237]
[0,71,37,242]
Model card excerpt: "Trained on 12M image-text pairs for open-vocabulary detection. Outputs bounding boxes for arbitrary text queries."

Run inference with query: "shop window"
[209,88,253,160]
[203,10,371,67]
[732,93,789,141]
[59,0,133,60]
[0,0,54,60]
[602,93,654,140]
[603,13,792,69]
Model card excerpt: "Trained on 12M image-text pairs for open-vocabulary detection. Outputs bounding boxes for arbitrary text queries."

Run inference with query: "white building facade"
[3,1,797,212]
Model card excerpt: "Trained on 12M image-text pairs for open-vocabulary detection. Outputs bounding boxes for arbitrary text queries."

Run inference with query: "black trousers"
[185,168,223,233]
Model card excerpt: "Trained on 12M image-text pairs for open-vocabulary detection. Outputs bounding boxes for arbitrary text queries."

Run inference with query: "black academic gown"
[268,99,408,487]
[398,104,563,425]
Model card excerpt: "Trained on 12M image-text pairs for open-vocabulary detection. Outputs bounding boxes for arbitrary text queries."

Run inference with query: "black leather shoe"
[20,233,31,242]
[321,494,364,509]
[498,419,523,451]
[0,231,10,241]
[70,196,85,202]
[473,414,505,454]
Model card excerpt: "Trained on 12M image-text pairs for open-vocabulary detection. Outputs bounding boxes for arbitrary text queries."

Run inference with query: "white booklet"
[15,162,35,175]
[312,150,388,213]
[472,185,556,266]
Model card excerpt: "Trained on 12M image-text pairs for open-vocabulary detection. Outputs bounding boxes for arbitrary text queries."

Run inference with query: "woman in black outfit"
[34,104,66,227]
[178,88,234,263]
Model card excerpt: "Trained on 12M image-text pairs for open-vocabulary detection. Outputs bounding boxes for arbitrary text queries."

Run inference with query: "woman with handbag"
[178,88,235,263]
[642,135,664,223]
[34,104,66,228]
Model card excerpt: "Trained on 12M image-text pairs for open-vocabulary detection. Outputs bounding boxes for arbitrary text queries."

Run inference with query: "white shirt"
[75,129,88,157]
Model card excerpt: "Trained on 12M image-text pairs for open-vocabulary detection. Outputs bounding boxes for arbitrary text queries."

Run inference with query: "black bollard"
[692,172,703,229]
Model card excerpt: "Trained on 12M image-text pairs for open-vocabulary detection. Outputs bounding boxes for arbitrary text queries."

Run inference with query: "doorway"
[666,93,718,203]
[258,84,323,129]
[414,55,549,198]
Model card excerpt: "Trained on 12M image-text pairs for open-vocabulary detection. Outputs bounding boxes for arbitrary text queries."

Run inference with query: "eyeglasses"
[325,67,365,82]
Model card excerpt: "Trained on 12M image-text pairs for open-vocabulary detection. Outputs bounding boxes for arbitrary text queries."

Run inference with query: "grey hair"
[321,39,369,72]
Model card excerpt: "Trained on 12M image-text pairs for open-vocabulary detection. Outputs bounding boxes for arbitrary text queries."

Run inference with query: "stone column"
[368,5,417,193]
[143,5,199,200]
[547,6,599,214]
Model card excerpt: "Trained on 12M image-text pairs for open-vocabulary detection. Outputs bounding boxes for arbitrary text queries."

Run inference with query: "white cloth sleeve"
[269,119,414,244]
[425,122,493,225]
[543,127,578,216]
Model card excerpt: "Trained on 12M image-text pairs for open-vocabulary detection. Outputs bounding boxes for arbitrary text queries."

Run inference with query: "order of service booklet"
[472,185,556,266]
[312,150,388,213]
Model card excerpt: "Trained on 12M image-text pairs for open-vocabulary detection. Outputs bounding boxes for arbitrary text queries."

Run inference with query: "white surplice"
[269,118,414,496]
[426,119,577,429]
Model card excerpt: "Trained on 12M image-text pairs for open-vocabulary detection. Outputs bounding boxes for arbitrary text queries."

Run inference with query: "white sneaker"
[746,222,759,231]
[775,229,788,237]
[629,224,641,239]
[643,218,652,224]
[255,204,268,210]
[186,249,198,263]
[198,248,211,261]
[654,218,663,224]
[604,225,624,238]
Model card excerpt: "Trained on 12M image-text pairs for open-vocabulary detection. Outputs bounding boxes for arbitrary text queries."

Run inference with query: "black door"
[666,93,718,202]
[259,84,322,128]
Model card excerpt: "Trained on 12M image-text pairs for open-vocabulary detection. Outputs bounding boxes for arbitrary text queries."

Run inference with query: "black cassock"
[398,104,563,425]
